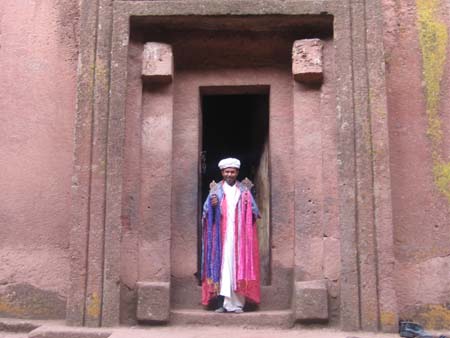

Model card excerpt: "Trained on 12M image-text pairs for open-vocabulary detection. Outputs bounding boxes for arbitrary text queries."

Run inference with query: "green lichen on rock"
[417,0,448,142]
[433,161,450,203]
[417,0,450,202]
[417,304,450,330]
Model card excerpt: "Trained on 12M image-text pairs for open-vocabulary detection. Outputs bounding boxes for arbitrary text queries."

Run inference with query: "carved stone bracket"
[142,42,173,83]
[292,39,324,84]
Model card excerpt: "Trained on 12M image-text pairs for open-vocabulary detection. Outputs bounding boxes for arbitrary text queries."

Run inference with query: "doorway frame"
[198,85,272,286]
[170,68,293,312]
[68,0,398,332]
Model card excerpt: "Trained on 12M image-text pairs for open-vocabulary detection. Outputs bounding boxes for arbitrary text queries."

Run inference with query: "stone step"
[0,333,28,338]
[169,309,294,328]
[28,325,111,338]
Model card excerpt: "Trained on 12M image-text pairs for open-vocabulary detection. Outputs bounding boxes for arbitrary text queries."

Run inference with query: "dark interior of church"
[201,93,270,203]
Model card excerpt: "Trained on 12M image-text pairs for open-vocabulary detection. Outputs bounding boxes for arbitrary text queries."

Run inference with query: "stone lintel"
[294,280,328,322]
[142,42,173,83]
[136,282,170,322]
[292,39,324,84]
[114,0,336,17]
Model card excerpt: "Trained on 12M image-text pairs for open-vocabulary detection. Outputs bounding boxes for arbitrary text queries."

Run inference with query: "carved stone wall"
[3,0,450,332]
[66,0,398,332]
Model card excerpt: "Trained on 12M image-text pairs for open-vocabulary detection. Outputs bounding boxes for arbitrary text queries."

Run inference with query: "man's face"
[221,167,239,186]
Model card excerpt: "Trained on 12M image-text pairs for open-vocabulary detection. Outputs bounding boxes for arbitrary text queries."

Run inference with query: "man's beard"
[225,178,236,185]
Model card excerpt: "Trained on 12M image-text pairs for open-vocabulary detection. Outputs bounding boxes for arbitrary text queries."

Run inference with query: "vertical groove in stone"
[67,0,100,327]
[102,3,131,327]
[365,0,399,332]
[334,1,361,331]
[363,0,383,330]
[320,39,340,325]
[351,0,380,331]
[114,29,143,329]
[83,0,114,328]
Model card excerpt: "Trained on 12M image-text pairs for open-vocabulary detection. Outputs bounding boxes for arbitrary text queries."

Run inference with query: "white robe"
[219,182,245,311]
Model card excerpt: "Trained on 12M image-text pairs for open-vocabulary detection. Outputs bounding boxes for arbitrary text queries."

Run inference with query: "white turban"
[218,158,241,170]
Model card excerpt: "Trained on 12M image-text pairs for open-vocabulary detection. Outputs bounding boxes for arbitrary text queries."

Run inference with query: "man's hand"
[211,195,218,207]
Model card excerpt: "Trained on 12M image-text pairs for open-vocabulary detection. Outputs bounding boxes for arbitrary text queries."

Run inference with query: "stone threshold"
[169,309,294,328]
[0,310,294,337]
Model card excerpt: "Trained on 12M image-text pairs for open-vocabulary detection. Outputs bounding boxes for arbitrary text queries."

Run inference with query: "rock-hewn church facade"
[1,0,450,333]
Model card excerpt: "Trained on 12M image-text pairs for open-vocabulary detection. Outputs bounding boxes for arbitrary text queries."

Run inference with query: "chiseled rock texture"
[0,0,79,320]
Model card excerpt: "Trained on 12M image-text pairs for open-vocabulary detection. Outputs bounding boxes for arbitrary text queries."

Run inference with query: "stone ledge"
[0,319,40,333]
[170,309,294,328]
[28,326,112,338]
[0,319,64,334]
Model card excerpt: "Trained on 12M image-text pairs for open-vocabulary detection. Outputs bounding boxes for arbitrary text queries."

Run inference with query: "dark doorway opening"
[201,94,269,200]
[199,91,271,285]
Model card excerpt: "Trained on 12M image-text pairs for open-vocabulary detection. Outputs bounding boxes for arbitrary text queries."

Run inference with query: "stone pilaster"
[135,42,174,323]
[292,38,329,322]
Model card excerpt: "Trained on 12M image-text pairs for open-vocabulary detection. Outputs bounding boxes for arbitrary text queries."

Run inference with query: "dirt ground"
[0,326,400,338]
[2,322,449,338]
[109,326,400,338]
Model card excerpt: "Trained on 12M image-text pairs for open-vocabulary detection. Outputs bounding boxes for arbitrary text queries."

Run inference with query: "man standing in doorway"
[201,158,260,313]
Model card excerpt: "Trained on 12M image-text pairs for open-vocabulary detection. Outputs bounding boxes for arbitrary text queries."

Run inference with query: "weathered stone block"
[294,280,328,322]
[142,42,173,83]
[292,39,323,84]
[136,282,170,322]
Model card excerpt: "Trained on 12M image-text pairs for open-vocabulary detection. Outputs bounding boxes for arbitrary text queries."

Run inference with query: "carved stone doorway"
[69,0,398,332]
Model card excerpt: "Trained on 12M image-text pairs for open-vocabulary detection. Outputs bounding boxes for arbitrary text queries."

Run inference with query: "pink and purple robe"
[201,180,260,306]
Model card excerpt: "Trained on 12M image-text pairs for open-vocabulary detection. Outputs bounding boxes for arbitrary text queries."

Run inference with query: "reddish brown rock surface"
[0,0,79,320]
